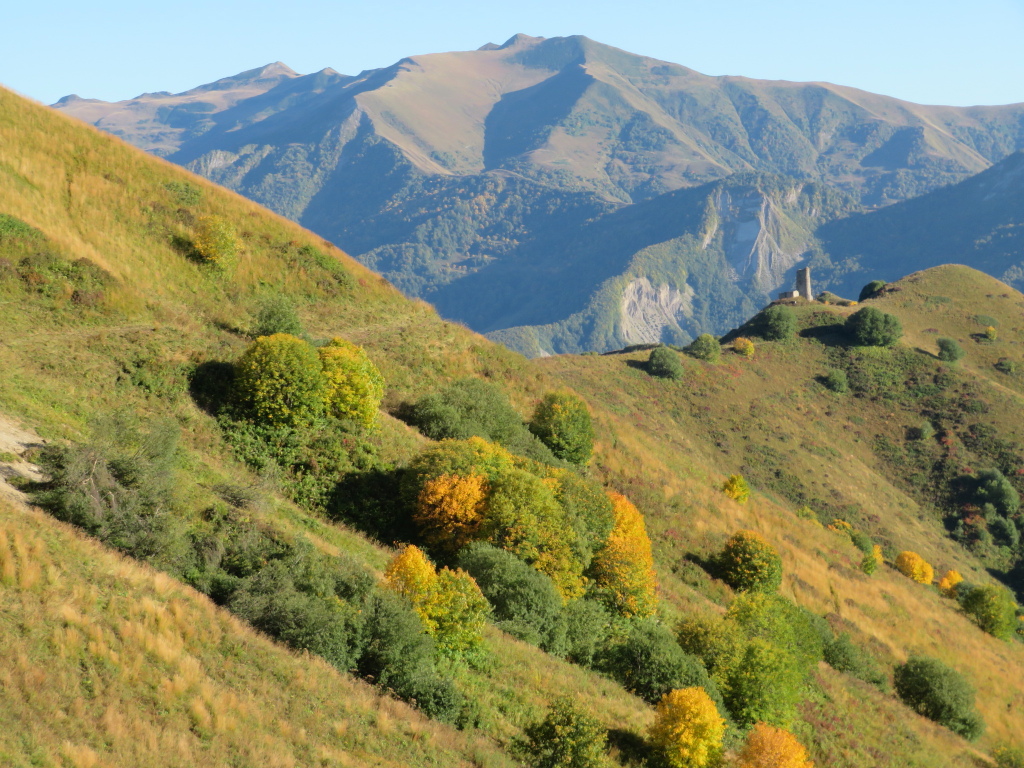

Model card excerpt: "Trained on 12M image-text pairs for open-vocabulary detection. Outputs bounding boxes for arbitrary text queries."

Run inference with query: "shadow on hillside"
[188,361,235,416]
[607,728,653,766]
[624,360,650,373]
[327,468,417,547]
[798,323,849,347]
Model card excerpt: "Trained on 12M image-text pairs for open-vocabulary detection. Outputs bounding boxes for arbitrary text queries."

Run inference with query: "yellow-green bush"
[733,337,755,358]
[523,697,608,768]
[717,531,783,594]
[192,214,239,266]
[318,338,384,428]
[232,333,325,427]
[722,474,751,503]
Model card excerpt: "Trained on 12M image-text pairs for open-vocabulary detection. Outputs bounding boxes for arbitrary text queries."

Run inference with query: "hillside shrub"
[547,468,616,568]
[894,551,933,584]
[960,584,1018,640]
[894,656,984,740]
[232,333,325,427]
[973,468,1020,517]
[761,305,797,341]
[414,473,489,554]
[858,280,887,302]
[601,621,721,707]
[648,687,726,768]
[995,358,1016,374]
[937,337,965,363]
[676,615,745,683]
[562,599,612,667]
[721,474,751,503]
[192,215,238,266]
[649,345,685,380]
[318,338,385,428]
[733,337,755,358]
[687,334,721,363]
[822,369,848,393]
[846,306,902,347]
[588,492,658,618]
[529,391,595,465]
[523,697,608,768]
[724,639,803,727]
[985,325,998,342]
[823,633,887,689]
[456,543,565,653]
[727,593,826,674]
[253,294,303,337]
[717,531,782,594]
[994,745,1024,768]
[938,569,963,597]
[737,724,812,768]
[401,437,515,510]
[405,377,555,463]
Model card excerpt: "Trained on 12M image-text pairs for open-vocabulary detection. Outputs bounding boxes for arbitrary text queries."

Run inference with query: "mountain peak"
[500,33,544,49]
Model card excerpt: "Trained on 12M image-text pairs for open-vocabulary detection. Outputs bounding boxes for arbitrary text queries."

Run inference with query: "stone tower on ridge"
[797,268,812,300]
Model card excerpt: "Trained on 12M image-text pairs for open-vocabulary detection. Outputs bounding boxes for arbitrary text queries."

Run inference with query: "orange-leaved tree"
[648,687,726,768]
[414,473,490,554]
[589,492,657,617]
[938,569,963,597]
[895,551,934,584]
[736,722,814,768]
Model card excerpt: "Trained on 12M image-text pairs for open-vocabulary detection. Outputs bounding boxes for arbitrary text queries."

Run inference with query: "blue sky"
[4,0,1023,107]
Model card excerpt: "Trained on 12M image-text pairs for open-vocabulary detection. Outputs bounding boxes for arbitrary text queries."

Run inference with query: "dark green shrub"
[687,333,721,363]
[960,584,1018,640]
[823,633,887,689]
[405,378,556,463]
[529,391,595,465]
[995,358,1017,375]
[562,599,611,667]
[648,345,685,380]
[717,530,783,594]
[549,469,615,568]
[253,294,304,338]
[937,337,965,363]
[761,305,797,341]
[846,306,902,347]
[849,529,873,554]
[858,280,887,301]
[823,369,848,393]
[231,333,325,427]
[523,697,608,768]
[894,656,984,740]
[456,543,566,653]
[724,639,803,727]
[600,621,722,708]
[973,468,1020,517]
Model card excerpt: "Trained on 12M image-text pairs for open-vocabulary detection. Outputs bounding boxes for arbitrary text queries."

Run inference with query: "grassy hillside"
[3,84,1024,768]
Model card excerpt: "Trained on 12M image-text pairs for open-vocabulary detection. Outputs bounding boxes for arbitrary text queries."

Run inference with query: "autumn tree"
[318,338,385,428]
[736,723,814,768]
[895,551,934,584]
[232,333,325,427]
[722,474,751,503]
[733,337,756,358]
[648,687,726,768]
[718,531,783,594]
[401,437,514,510]
[414,473,489,554]
[589,492,658,618]
[938,570,963,598]
[529,391,595,465]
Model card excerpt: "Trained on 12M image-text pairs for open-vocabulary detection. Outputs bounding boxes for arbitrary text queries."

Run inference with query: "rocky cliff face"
[619,277,696,345]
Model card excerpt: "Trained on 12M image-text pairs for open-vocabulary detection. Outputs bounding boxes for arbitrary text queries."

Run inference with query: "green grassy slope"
[3,84,1024,767]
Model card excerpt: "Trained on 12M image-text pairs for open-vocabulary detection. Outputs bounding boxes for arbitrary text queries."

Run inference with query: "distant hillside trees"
[687,334,721,363]
[528,391,595,465]
[858,280,887,301]
[648,345,685,380]
[846,306,903,347]
[894,656,984,740]
[761,305,797,341]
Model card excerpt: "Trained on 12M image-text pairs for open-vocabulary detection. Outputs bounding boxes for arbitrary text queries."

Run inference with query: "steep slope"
[4,84,1024,766]
[51,34,1024,353]
[815,151,1024,297]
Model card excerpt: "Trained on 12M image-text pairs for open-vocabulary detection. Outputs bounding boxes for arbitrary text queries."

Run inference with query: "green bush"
[600,621,722,709]
[823,369,848,393]
[405,378,556,463]
[253,294,304,337]
[994,745,1024,768]
[687,334,721,363]
[523,697,608,768]
[456,543,566,653]
[717,531,783,594]
[936,337,965,363]
[724,639,803,727]
[995,358,1017,375]
[959,584,1018,640]
[648,346,685,380]
[894,656,984,740]
[529,391,595,465]
[192,215,239,266]
[973,468,1020,517]
[232,333,325,427]
[676,614,745,682]
[319,338,385,428]
[548,469,616,569]
[846,306,902,347]
[761,305,797,341]
[823,633,887,689]
[562,599,612,667]
[727,593,826,674]
[858,280,887,301]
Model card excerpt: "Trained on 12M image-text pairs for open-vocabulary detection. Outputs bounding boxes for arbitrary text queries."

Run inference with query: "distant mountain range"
[53,34,1024,354]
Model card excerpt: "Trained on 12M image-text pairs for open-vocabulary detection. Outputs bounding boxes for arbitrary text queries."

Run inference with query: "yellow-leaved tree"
[938,569,963,597]
[414,473,490,554]
[895,551,934,584]
[736,722,814,768]
[318,338,385,428]
[722,474,751,503]
[648,687,726,768]
[589,492,657,617]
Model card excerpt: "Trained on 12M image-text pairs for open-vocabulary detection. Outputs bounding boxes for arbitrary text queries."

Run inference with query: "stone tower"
[797,268,812,300]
